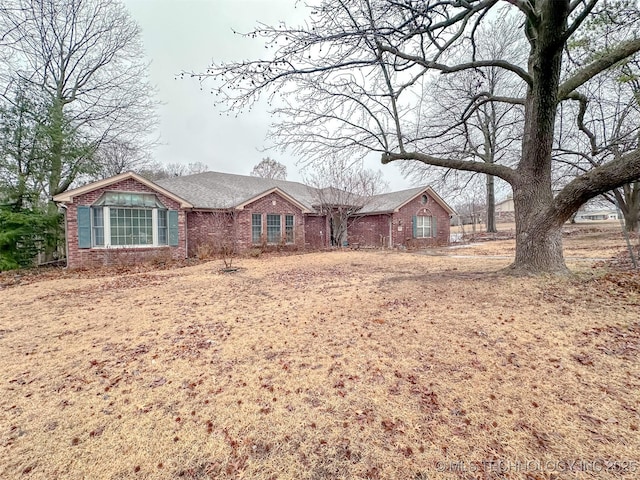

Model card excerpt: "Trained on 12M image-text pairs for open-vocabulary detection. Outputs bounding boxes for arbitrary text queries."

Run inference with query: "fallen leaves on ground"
[1,236,639,479]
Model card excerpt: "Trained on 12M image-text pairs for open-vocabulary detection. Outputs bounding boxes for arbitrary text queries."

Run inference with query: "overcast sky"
[122,0,415,191]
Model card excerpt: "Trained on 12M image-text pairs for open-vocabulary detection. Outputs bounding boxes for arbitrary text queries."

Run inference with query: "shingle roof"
[359,187,427,214]
[153,171,455,215]
[155,171,319,210]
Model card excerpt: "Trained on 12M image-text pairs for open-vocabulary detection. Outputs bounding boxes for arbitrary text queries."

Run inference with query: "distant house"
[574,209,620,222]
[53,171,456,268]
[494,196,514,222]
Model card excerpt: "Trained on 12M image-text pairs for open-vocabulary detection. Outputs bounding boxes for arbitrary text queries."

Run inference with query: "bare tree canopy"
[405,14,526,233]
[554,52,640,232]
[137,161,209,181]
[196,0,640,274]
[0,0,157,208]
[250,157,287,180]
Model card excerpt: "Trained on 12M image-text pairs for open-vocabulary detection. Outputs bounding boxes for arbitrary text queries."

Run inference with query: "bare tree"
[403,15,525,234]
[250,157,287,180]
[191,210,239,270]
[554,56,640,231]
[0,0,157,210]
[304,160,388,246]
[137,161,209,181]
[449,176,487,234]
[186,161,210,175]
[213,211,239,270]
[195,0,640,274]
[93,140,153,178]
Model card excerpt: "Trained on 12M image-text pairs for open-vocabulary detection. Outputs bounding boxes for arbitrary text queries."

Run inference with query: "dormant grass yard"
[1,227,639,479]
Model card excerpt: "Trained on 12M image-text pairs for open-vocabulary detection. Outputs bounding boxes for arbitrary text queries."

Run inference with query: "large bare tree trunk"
[511,182,567,274]
[508,1,569,274]
[623,207,639,232]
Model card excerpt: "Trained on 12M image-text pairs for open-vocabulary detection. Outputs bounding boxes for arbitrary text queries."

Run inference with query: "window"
[92,207,105,246]
[157,209,168,245]
[252,213,262,244]
[110,208,153,246]
[285,215,294,243]
[421,194,428,205]
[415,215,432,238]
[266,214,281,243]
[83,191,173,248]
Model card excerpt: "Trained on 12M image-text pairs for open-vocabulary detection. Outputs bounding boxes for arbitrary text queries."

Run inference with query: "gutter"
[184,210,188,259]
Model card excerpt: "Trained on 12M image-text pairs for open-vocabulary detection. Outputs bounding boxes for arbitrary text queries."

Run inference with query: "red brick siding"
[64,178,187,269]
[186,192,308,255]
[304,215,329,249]
[186,210,239,257]
[347,193,450,248]
[238,192,305,249]
[348,214,390,247]
[392,192,451,247]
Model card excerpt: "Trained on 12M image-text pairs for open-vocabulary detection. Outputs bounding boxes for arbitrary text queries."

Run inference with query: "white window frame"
[285,214,294,244]
[91,206,168,248]
[415,215,432,238]
[266,214,282,244]
[252,213,263,244]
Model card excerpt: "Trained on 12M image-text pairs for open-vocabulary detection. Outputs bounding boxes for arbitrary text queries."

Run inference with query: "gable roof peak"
[52,171,193,208]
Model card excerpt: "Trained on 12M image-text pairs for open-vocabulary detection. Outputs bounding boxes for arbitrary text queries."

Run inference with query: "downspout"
[388,214,393,248]
[184,210,189,259]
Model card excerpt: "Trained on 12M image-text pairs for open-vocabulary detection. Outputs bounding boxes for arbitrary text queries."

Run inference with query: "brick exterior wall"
[238,192,305,249]
[348,192,451,248]
[391,192,451,247]
[64,178,187,269]
[186,211,236,257]
[304,215,330,249]
[349,214,391,247]
[186,192,308,256]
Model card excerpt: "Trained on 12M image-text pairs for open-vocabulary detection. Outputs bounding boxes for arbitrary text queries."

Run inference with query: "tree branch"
[376,44,533,86]
[550,147,640,224]
[504,0,538,25]
[563,91,600,156]
[381,150,518,183]
[563,0,599,41]
[558,38,640,100]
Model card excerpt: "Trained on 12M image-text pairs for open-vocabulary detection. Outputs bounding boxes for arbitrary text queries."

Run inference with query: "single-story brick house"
[53,171,456,268]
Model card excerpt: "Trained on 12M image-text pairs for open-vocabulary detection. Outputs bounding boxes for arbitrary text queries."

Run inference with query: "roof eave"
[392,187,457,216]
[234,187,313,213]
[357,210,394,216]
[52,171,194,209]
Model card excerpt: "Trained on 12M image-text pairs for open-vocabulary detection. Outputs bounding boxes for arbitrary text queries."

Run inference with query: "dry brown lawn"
[1,236,639,479]
[451,227,631,259]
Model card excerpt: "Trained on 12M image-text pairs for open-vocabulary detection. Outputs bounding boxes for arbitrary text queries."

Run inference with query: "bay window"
[77,191,178,248]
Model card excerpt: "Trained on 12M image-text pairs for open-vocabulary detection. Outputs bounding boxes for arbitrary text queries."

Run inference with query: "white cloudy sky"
[122,0,415,191]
